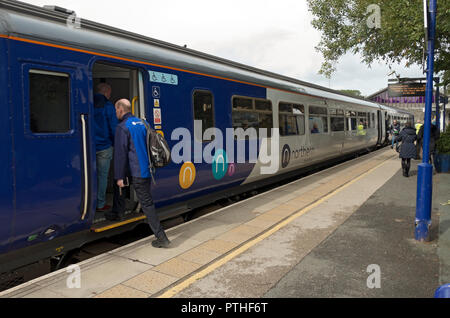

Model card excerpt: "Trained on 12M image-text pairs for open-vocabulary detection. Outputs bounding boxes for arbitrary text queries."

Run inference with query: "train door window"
[279,102,305,136]
[309,106,328,134]
[29,70,70,133]
[193,90,214,142]
[371,113,375,128]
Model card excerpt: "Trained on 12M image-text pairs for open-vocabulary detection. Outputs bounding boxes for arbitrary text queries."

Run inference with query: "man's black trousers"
[113,177,164,239]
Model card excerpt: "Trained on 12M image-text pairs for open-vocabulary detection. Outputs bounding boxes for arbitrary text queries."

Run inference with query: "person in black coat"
[395,122,417,177]
[417,123,440,164]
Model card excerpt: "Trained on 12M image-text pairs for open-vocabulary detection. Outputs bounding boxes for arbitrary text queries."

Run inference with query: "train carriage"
[0,0,412,277]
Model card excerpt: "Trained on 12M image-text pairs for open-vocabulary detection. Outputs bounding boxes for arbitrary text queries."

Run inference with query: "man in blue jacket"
[111,98,170,248]
[94,83,118,212]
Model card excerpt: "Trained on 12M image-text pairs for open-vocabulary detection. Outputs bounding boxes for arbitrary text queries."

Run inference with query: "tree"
[307,0,450,86]
[338,89,364,97]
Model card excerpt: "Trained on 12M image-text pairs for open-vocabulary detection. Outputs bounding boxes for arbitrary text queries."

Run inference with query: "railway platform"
[1,147,448,298]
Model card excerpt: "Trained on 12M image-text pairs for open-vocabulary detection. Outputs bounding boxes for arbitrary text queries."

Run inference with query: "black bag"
[141,119,171,183]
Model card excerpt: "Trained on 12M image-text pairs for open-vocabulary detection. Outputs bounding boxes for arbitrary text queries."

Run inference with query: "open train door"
[377,109,383,145]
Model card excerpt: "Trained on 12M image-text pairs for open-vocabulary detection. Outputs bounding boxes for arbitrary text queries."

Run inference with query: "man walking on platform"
[390,120,401,150]
[112,99,170,248]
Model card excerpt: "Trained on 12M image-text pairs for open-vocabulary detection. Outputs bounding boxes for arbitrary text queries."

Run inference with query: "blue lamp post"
[415,0,437,241]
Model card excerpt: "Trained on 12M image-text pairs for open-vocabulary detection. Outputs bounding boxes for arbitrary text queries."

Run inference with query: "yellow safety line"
[157,155,394,298]
[92,216,146,233]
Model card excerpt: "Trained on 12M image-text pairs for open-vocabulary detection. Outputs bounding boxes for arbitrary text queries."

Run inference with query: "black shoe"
[105,212,125,221]
[151,233,170,248]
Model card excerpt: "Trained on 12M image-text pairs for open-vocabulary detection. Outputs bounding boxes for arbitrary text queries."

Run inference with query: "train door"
[10,61,89,248]
[91,62,146,222]
[329,107,345,154]
[308,104,330,160]
[377,110,383,145]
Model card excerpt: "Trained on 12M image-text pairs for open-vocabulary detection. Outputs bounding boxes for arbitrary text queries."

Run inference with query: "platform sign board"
[388,83,426,97]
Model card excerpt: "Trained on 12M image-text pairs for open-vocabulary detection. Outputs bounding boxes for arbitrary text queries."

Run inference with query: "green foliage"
[307,0,450,86]
[437,126,450,154]
[338,89,364,97]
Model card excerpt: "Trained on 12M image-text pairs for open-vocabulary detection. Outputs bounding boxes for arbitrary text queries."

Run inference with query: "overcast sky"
[22,0,424,96]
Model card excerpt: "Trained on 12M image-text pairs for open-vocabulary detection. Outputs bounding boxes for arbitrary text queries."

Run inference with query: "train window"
[255,100,272,111]
[350,118,357,131]
[371,113,375,128]
[309,106,327,115]
[259,113,274,136]
[193,90,214,142]
[309,105,328,134]
[232,111,259,130]
[29,70,70,133]
[331,117,345,132]
[279,114,298,136]
[279,102,305,136]
[233,97,253,110]
[232,97,273,138]
[279,103,292,113]
[309,116,328,134]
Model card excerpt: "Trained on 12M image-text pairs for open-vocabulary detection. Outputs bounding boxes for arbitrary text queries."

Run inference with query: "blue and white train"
[0,1,413,275]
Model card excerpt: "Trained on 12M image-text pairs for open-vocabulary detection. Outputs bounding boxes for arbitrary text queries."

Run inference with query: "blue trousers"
[96,147,113,209]
[392,135,399,148]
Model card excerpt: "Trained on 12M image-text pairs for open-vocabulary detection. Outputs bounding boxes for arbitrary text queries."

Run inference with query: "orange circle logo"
[179,162,196,189]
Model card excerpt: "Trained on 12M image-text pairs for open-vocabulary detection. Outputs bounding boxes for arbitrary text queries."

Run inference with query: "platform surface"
[1,148,448,298]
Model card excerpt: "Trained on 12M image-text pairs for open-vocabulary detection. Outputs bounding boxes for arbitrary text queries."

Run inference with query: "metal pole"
[415,0,436,242]
[435,78,440,131]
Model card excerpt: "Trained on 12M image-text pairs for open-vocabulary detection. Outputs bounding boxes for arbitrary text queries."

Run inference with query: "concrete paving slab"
[95,284,150,298]
[245,215,279,229]
[196,239,240,254]
[169,218,238,243]
[215,224,262,245]
[179,247,222,266]
[121,269,179,295]
[153,258,202,279]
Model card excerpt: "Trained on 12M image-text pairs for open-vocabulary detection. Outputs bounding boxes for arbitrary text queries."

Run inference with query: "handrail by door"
[132,96,139,116]
[80,114,89,220]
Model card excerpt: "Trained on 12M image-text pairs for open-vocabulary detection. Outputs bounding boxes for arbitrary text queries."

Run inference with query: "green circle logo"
[212,149,228,180]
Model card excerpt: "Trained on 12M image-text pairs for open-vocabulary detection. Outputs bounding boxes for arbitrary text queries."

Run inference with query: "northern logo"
[281,144,291,168]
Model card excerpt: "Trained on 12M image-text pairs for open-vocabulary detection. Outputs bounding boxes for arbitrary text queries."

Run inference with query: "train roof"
[0,0,409,113]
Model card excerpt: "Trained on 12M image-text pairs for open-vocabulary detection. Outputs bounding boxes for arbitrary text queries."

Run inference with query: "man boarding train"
[94,87,170,248]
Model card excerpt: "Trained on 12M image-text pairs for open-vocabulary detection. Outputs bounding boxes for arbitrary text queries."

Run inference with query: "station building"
[368,87,449,129]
